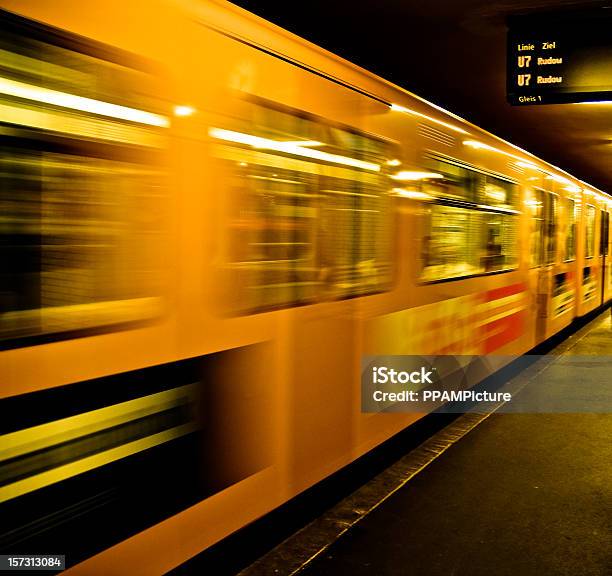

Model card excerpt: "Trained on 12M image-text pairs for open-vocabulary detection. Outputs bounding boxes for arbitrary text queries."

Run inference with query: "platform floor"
[241,309,612,576]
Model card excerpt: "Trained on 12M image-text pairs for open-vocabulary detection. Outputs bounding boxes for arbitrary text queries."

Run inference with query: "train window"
[422,158,477,201]
[234,164,320,307]
[211,100,395,311]
[421,205,481,280]
[565,198,576,261]
[0,12,168,345]
[553,272,567,296]
[528,189,556,266]
[544,193,557,264]
[319,170,393,298]
[480,175,517,209]
[481,211,518,272]
[419,159,518,282]
[422,158,517,210]
[585,205,596,258]
[420,204,518,281]
[528,189,544,266]
[600,210,609,257]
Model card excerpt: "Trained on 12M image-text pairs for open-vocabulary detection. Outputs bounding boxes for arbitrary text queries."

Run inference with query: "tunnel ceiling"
[231,0,612,192]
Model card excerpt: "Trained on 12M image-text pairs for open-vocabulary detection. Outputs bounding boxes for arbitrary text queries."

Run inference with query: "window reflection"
[528,188,556,266]
[0,150,166,341]
[420,157,518,282]
[565,198,576,261]
[0,22,166,344]
[585,205,596,258]
[528,189,544,267]
[481,212,518,272]
[211,100,395,311]
[421,205,480,280]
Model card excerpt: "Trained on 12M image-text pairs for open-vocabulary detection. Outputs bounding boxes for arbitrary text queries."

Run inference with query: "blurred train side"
[0,1,610,574]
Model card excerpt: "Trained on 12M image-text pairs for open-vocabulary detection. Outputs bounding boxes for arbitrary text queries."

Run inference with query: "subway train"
[0,1,610,574]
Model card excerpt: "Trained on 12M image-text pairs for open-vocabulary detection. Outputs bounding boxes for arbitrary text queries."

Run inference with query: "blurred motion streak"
[0,14,168,344]
[0,384,198,503]
[0,2,609,575]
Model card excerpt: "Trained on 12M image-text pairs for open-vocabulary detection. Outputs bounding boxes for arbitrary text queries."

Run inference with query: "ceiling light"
[391,171,444,181]
[0,77,169,127]
[173,105,196,117]
[209,127,380,171]
[392,188,433,200]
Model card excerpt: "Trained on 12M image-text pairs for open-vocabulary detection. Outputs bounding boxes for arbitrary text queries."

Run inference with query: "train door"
[600,209,609,305]
[279,78,398,490]
[580,203,598,314]
[528,187,558,342]
[206,38,400,493]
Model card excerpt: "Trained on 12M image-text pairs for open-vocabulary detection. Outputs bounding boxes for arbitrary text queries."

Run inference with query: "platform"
[240,308,612,576]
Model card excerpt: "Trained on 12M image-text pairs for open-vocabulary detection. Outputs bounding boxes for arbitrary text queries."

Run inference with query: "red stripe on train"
[483,310,525,353]
[484,282,527,302]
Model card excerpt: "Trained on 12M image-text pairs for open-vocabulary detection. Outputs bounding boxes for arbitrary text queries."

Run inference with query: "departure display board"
[507,11,612,105]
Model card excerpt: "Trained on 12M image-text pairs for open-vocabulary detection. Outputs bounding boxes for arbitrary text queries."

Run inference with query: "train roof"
[198,0,609,199]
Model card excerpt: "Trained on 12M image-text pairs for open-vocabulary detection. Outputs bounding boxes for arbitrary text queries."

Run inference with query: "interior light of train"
[485,188,506,202]
[173,105,196,117]
[390,171,444,181]
[564,185,581,193]
[208,127,381,171]
[477,204,521,214]
[524,199,543,207]
[0,77,170,127]
[280,140,323,147]
[392,188,433,200]
[387,159,402,166]
[390,103,469,134]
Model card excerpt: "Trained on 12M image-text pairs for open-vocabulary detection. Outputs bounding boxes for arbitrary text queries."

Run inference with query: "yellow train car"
[0,1,610,574]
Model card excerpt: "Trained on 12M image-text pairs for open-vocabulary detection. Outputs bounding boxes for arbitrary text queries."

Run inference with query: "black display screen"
[507,10,612,105]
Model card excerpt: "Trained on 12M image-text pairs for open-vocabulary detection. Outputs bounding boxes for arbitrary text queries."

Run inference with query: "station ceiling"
[231,0,612,193]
